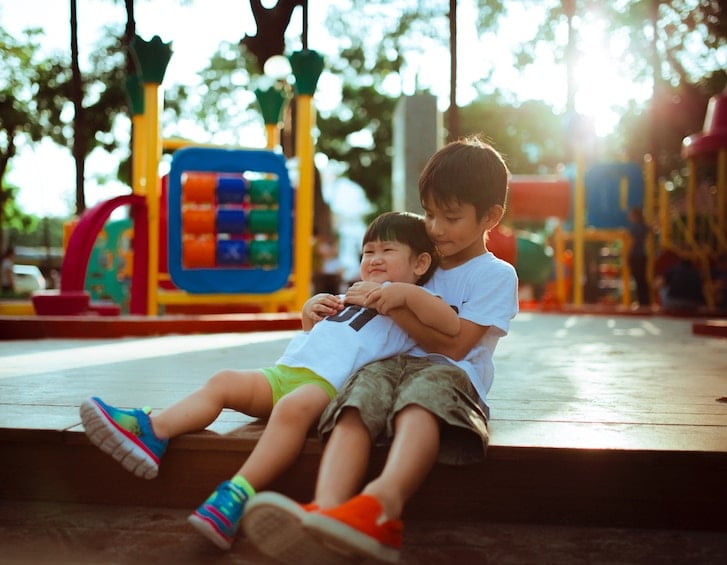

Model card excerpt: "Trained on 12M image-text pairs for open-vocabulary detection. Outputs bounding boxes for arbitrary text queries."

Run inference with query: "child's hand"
[303,293,344,325]
[344,281,381,306]
[364,282,407,315]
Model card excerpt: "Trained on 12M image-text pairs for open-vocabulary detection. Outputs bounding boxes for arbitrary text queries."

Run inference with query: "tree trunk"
[447,0,459,142]
[70,0,87,215]
[649,0,661,176]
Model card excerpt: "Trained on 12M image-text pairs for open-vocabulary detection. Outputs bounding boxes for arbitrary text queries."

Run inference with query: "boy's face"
[422,195,492,268]
[359,239,429,284]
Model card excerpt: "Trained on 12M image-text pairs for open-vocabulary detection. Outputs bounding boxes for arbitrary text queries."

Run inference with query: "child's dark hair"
[362,211,438,284]
[418,136,510,219]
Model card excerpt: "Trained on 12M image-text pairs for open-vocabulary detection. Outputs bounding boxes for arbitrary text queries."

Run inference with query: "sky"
[1,0,652,218]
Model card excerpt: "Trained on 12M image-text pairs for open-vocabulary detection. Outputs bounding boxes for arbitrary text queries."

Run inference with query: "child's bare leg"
[189,383,331,550]
[234,384,332,490]
[151,369,275,439]
[362,404,440,520]
[313,407,373,509]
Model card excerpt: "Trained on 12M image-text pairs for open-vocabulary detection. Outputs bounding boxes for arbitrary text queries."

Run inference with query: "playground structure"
[33,36,324,317]
[492,89,727,312]
[25,34,727,316]
[668,88,727,310]
[489,160,648,310]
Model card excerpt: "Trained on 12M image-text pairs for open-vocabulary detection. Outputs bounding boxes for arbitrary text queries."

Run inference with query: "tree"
[62,23,130,215]
[0,27,67,251]
[241,0,307,71]
[515,0,727,178]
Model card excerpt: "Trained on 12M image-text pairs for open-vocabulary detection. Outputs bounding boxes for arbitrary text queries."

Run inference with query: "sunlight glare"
[572,17,646,137]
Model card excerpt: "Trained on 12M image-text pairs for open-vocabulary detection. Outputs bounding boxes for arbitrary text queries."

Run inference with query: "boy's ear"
[414,252,433,276]
[483,204,505,230]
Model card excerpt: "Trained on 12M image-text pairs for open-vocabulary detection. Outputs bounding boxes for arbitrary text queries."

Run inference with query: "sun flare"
[572,17,647,136]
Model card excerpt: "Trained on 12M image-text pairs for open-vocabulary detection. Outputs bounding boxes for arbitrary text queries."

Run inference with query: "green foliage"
[0,183,37,236]
[5,215,65,249]
[318,82,398,212]
[163,41,261,145]
[0,26,67,250]
[459,93,567,174]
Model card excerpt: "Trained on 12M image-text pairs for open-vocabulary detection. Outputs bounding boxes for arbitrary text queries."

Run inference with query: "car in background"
[13,264,47,295]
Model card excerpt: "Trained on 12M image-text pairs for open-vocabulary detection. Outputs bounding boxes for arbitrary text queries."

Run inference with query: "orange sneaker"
[242,492,354,565]
[304,494,403,563]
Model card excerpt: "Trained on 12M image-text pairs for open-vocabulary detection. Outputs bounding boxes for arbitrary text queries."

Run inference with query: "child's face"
[422,195,491,267]
[359,239,427,284]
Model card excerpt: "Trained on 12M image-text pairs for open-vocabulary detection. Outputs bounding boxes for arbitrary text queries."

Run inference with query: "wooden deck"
[1,313,726,533]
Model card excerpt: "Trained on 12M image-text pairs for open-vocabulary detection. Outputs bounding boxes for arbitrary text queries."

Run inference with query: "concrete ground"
[2,500,727,565]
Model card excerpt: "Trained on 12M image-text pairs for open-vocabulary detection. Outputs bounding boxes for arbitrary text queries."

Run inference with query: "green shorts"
[261,365,337,404]
[318,355,489,465]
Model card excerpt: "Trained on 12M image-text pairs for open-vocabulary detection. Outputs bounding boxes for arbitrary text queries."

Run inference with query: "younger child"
[242,137,518,563]
[79,211,459,551]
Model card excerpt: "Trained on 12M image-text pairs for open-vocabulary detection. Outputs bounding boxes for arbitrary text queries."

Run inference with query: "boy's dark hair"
[418,136,510,219]
[362,211,438,284]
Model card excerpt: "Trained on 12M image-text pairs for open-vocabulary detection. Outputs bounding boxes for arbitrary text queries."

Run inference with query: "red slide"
[34,195,148,315]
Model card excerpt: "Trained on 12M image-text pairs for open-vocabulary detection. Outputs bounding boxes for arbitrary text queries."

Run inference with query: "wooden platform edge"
[0,313,302,340]
[1,426,726,532]
[693,319,727,338]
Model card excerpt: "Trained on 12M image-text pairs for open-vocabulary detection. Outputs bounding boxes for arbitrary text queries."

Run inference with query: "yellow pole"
[553,222,566,305]
[659,179,670,249]
[288,49,323,311]
[294,95,315,310]
[573,151,586,306]
[265,124,280,150]
[132,114,146,196]
[643,154,656,303]
[144,83,162,315]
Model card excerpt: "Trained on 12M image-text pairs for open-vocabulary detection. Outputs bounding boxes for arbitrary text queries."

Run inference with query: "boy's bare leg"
[313,407,373,509]
[236,384,332,490]
[150,369,275,439]
[362,404,440,520]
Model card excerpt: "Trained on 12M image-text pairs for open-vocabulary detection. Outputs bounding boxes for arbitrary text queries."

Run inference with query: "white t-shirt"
[411,252,518,407]
[277,298,421,391]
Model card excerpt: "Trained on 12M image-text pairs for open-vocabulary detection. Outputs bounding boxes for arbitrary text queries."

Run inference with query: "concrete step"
[2,423,725,533]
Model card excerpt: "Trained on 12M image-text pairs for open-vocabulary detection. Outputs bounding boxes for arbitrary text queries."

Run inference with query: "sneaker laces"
[216,483,246,519]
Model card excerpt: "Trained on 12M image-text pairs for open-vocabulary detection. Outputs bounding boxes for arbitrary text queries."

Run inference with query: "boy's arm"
[373,283,460,336]
[387,307,488,361]
[346,281,460,336]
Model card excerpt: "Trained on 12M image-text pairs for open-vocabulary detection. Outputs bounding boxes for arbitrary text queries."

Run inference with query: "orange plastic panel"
[182,172,217,203]
[508,176,571,220]
[182,209,215,235]
[182,237,215,268]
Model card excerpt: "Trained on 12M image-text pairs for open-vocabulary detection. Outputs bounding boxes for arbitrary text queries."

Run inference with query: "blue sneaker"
[188,481,250,550]
[79,396,168,479]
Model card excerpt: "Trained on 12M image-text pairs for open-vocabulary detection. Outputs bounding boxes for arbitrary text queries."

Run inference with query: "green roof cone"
[289,50,324,96]
[254,85,289,125]
[131,34,173,84]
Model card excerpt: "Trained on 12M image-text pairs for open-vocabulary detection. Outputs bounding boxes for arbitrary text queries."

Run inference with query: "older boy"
[243,137,518,563]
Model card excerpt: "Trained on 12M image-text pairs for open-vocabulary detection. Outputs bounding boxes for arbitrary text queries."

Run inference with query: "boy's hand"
[364,282,407,315]
[344,281,381,306]
[302,293,344,327]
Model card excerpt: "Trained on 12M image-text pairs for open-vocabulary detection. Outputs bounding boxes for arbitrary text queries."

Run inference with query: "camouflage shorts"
[318,355,489,465]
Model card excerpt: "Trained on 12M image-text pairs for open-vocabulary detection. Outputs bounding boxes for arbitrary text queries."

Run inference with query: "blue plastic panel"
[167,147,293,294]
